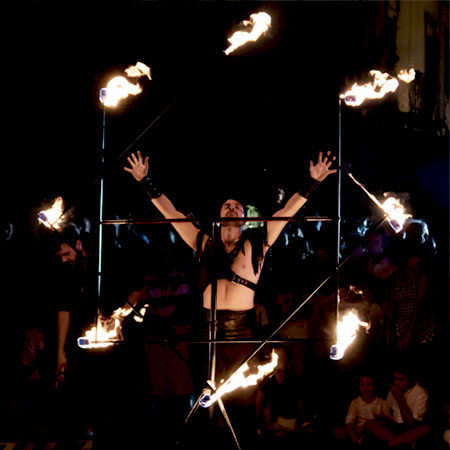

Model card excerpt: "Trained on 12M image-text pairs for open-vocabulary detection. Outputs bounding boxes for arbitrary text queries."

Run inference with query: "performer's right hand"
[124,150,149,182]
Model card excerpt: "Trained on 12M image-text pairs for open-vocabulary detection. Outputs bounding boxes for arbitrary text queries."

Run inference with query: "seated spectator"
[365,360,431,448]
[256,345,308,449]
[334,371,391,447]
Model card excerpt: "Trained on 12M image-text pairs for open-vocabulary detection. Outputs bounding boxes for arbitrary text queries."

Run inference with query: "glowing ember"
[77,305,135,349]
[100,62,151,107]
[397,68,416,83]
[340,70,399,106]
[330,310,369,360]
[346,172,411,233]
[199,349,279,408]
[224,12,271,55]
[38,196,65,230]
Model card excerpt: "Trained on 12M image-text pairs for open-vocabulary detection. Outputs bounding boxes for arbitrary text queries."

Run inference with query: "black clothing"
[196,227,266,293]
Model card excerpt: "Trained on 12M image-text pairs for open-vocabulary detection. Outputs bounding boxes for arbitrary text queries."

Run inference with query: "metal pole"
[208,221,219,383]
[95,105,106,342]
[336,98,342,334]
[205,215,389,394]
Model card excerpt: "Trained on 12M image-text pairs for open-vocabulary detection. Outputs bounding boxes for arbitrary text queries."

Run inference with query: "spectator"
[334,371,391,447]
[365,359,431,448]
[139,240,195,444]
[256,345,308,449]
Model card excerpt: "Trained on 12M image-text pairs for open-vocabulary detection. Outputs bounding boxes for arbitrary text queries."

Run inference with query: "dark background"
[4,1,449,255]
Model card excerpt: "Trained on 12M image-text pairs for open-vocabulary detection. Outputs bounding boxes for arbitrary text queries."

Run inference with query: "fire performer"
[124,150,336,446]
[124,150,336,366]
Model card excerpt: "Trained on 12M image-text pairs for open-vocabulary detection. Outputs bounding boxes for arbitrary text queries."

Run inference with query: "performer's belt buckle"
[230,273,240,285]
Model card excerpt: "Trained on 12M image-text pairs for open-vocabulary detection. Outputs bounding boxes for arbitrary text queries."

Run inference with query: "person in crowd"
[383,236,438,363]
[139,239,195,444]
[334,371,391,447]
[256,345,308,449]
[365,360,431,448]
[48,221,147,448]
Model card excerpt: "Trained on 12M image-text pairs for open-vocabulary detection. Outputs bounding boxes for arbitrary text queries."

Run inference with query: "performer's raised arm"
[266,151,336,247]
[124,150,201,251]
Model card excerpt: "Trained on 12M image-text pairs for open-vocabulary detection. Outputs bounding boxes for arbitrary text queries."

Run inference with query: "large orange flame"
[200,349,278,408]
[100,62,151,107]
[224,12,271,55]
[330,310,369,360]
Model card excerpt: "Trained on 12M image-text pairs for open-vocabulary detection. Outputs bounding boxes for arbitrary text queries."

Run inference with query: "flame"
[346,172,411,232]
[200,349,279,408]
[397,68,415,83]
[77,305,135,349]
[38,196,65,230]
[100,62,151,107]
[224,12,271,55]
[340,70,399,106]
[330,310,369,360]
[124,62,152,80]
[381,195,412,233]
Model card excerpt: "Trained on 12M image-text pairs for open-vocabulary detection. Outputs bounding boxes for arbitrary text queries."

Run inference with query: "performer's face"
[220,199,245,219]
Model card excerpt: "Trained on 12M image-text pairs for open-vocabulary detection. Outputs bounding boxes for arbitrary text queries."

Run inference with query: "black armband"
[298,178,320,199]
[139,176,162,199]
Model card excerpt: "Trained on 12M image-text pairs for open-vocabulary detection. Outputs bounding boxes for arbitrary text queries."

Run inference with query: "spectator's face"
[56,243,78,266]
[359,376,375,400]
[392,371,410,393]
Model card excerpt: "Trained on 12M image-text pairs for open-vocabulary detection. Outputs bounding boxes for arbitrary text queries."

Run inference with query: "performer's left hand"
[310,151,337,182]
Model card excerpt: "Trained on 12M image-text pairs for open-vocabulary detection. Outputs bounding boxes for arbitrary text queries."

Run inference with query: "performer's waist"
[202,308,255,340]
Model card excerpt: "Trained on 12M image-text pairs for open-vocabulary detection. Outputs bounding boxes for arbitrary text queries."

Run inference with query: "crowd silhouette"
[0,197,448,450]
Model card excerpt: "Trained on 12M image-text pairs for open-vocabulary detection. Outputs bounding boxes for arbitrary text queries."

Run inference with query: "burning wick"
[340,70,399,107]
[77,304,142,349]
[224,12,271,55]
[340,68,415,107]
[100,62,151,107]
[38,196,65,230]
[330,310,370,361]
[199,349,279,408]
[346,172,411,232]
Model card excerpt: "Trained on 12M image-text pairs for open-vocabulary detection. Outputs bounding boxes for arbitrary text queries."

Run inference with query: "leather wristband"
[298,178,320,199]
[139,176,162,199]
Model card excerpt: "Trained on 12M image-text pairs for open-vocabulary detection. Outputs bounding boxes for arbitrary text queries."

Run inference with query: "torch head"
[199,388,213,408]
[77,337,90,348]
[329,344,341,360]
[387,217,403,234]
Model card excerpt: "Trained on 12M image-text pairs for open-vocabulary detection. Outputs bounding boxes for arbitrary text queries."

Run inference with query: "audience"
[0,201,447,450]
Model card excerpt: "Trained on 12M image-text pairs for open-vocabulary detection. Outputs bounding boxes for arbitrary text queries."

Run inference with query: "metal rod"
[100,216,335,226]
[115,101,175,161]
[217,397,242,450]
[83,338,332,346]
[336,98,342,336]
[205,215,389,395]
[95,107,106,342]
[208,222,219,384]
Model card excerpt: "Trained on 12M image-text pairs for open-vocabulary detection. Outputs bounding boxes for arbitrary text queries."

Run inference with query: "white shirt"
[345,396,391,427]
[386,383,429,423]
